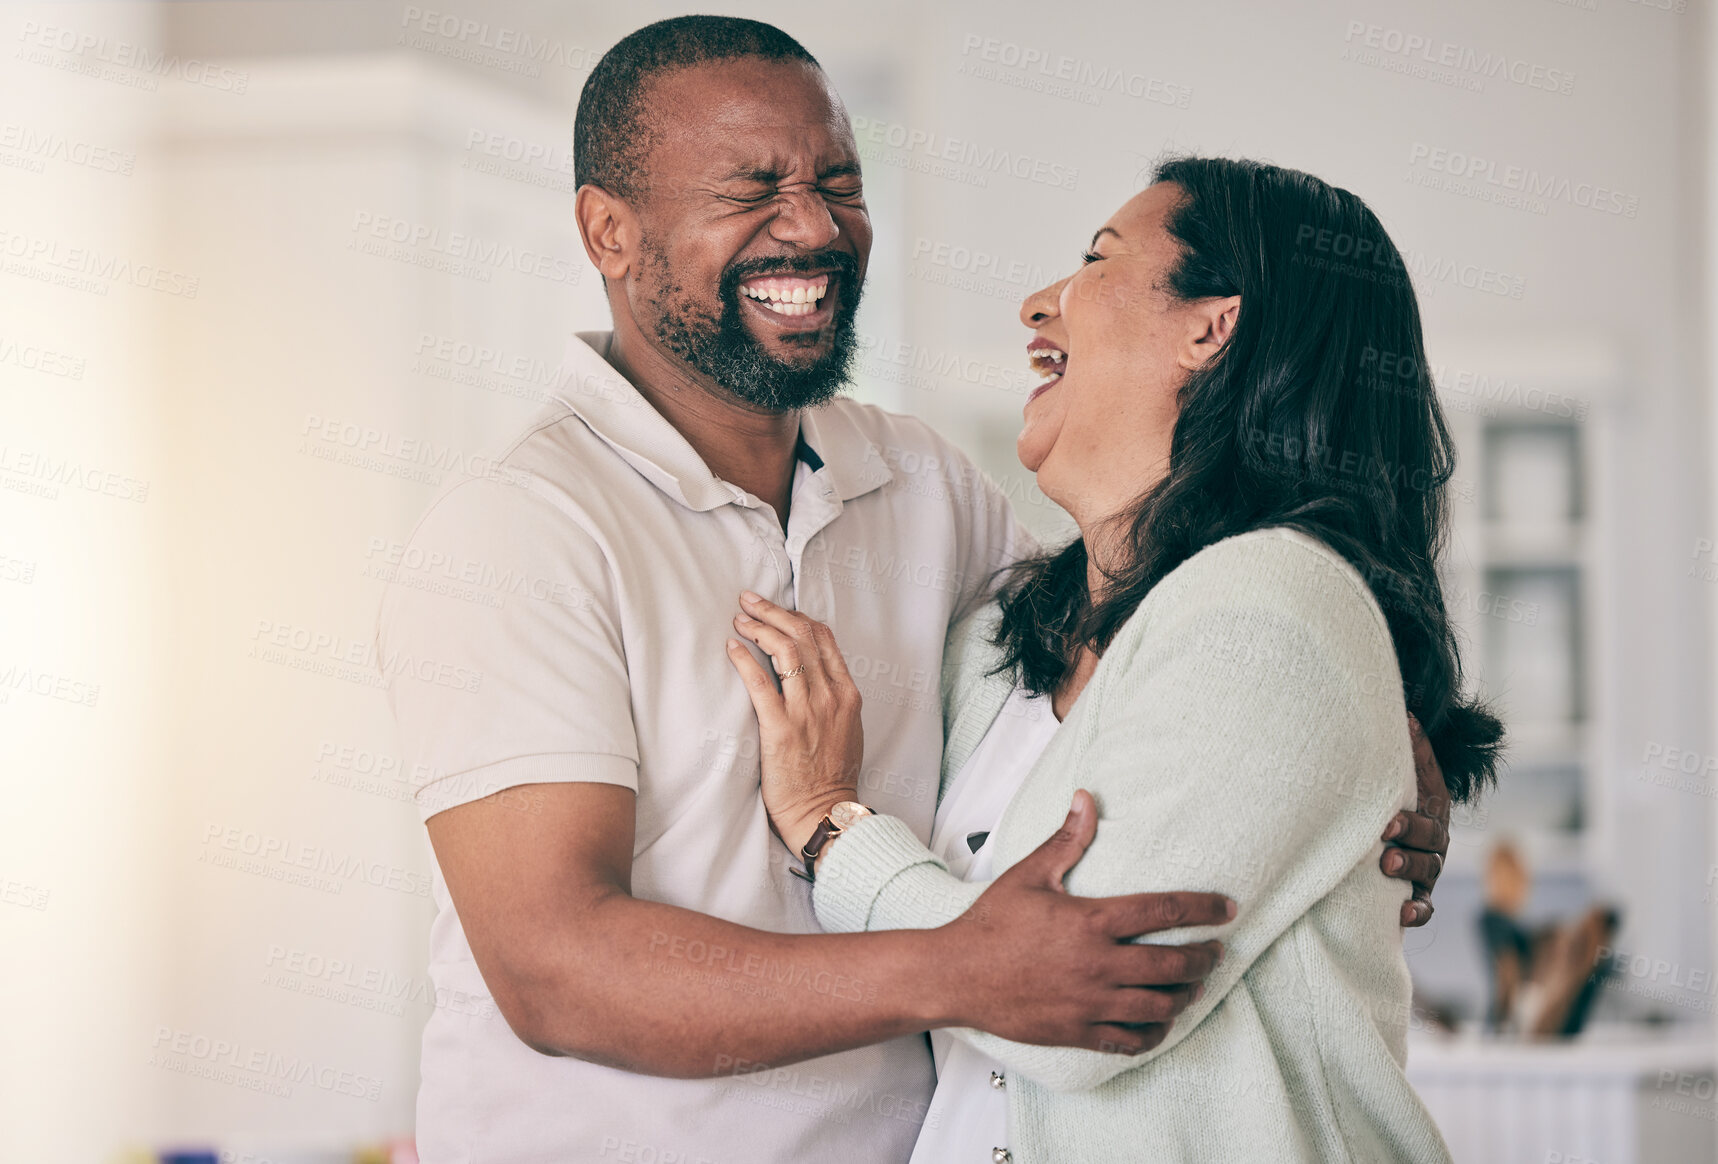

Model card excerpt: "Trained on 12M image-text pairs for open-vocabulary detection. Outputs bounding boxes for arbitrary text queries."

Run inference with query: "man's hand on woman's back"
[431,782,1231,1075]
[1381,716,1451,926]
[947,790,1231,1055]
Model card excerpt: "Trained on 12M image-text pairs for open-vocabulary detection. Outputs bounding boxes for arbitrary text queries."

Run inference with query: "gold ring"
[777,665,807,682]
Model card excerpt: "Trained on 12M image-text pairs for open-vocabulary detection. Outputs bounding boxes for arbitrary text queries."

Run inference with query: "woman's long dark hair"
[994,155,1503,801]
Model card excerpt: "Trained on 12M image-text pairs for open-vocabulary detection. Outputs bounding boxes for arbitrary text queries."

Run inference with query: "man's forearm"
[492,887,954,1078]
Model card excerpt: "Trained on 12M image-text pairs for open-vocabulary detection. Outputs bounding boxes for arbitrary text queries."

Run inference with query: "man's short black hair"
[574,16,821,201]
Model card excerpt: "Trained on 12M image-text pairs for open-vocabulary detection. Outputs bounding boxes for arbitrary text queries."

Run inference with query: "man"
[380,17,1450,1163]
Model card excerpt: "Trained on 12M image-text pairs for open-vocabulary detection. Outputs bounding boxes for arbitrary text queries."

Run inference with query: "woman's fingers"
[725,638,788,729]
[808,616,854,683]
[738,591,834,699]
[732,613,803,682]
[739,590,801,629]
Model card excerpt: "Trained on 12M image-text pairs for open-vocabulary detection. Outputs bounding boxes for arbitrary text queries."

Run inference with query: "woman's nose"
[1020,275,1070,327]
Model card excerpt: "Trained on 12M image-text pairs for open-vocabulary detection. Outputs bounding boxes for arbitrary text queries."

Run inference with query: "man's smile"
[737,271,838,332]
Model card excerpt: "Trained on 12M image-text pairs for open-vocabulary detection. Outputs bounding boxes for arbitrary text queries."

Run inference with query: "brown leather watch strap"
[792,815,843,883]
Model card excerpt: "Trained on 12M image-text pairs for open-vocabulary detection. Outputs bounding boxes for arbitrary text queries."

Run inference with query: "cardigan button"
[989,1071,1006,1089]
[992,1150,1012,1164]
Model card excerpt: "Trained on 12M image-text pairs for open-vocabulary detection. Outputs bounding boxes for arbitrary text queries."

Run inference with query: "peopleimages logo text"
[850,116,1078,191]
[1343,22,1575,95]
[1407,144,1639,218]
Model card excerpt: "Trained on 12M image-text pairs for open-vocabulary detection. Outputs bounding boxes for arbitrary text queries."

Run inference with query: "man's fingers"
[1106,984,1200,1026]
[1401,894,1434,928]
[1383,809,1448,856]
[1090,1023,1169,1056]
[1381,845,1442,890]
[1408,716,1450,821]
[1107,939,1224,986]
[1099,891,1235,940]
[1016,790,1098,891]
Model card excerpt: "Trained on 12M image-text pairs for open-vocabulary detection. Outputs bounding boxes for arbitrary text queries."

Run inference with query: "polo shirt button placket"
[784,535,812,616]
[744,507,790,594]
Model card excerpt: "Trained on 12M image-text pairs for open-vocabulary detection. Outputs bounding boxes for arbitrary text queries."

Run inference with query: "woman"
[725,157,1501,1162]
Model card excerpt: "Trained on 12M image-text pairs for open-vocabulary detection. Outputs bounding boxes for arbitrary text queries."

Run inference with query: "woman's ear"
[1180,295,1241,369]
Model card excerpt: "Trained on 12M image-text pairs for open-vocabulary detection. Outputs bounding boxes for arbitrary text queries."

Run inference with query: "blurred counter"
[1408,1026,1714,1163]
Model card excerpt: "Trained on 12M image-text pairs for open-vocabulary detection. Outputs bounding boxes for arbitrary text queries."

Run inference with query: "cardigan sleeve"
[820,530,1416,1093]
[811,813,987,934]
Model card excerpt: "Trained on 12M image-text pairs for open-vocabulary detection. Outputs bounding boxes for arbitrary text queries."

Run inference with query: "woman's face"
[1017,182,1238,530]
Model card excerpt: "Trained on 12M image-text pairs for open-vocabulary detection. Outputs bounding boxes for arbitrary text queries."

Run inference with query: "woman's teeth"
[1029,347,1068,385]
[741,276,830,317]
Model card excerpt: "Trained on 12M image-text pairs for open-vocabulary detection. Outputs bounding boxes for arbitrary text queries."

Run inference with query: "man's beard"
[643,245,862,412]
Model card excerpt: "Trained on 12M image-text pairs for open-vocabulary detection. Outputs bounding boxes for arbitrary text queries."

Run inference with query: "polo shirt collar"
[798,393,893,501]
[551,331,893,511]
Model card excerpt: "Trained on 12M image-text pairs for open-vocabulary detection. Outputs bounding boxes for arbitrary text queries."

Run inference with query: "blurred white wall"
[0,1,1711,1160]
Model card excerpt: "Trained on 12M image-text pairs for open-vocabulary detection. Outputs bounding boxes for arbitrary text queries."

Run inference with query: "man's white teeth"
[751,298,817,316]
[741,280,830,310]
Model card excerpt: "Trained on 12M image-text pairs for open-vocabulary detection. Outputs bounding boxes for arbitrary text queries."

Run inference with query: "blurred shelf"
[1502,720,1586,768]
[1481,521,1585,565]
[1444,825,1586,879]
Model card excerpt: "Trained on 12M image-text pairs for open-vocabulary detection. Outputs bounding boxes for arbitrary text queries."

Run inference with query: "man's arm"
[430,781,1227,1078]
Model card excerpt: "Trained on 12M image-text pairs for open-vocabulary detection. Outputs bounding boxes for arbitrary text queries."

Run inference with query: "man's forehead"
[647,59,854,168]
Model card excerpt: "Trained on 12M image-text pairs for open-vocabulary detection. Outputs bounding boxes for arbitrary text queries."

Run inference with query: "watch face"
[829,801,872,830]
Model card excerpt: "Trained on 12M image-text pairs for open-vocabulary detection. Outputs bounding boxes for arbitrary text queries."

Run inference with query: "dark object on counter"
[1478,841,1620,1037]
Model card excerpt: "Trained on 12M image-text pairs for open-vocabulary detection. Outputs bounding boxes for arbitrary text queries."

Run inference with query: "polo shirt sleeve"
[377,475,639,822]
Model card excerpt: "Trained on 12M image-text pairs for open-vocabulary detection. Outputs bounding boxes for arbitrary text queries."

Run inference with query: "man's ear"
[1179,295,1241,370]
[575,184,638,282]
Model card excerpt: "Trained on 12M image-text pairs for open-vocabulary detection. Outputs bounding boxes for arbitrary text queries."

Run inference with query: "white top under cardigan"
[813,528,1455,1164]
[913,684,1061,1164]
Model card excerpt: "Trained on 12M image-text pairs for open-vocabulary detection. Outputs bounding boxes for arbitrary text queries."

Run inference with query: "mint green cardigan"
[813,528,1453,1163]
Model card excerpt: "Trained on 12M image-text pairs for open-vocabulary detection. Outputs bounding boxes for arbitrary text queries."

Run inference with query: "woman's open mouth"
[1026,341,1067,405]
[738,273,835,331]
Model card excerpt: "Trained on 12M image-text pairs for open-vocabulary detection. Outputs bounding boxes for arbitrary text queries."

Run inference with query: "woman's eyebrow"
[1090,226,1123,247]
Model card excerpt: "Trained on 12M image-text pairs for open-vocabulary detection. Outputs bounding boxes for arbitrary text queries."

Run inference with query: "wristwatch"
[792,801,873,882]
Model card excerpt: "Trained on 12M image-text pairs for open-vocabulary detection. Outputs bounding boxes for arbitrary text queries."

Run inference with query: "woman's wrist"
[779,788,861,860]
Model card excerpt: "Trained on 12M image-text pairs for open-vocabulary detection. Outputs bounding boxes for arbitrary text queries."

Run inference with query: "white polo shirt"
[379,332,1025,1164]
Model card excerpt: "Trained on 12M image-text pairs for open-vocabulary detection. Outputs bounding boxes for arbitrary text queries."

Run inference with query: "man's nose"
[767,188,841,251]
[1020,275,1070,327]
